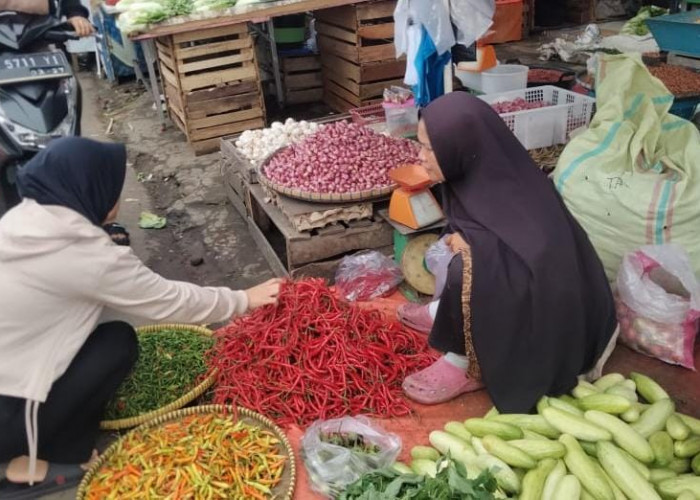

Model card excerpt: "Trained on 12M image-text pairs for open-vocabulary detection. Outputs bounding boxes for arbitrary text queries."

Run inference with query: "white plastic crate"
[479,86,596,150]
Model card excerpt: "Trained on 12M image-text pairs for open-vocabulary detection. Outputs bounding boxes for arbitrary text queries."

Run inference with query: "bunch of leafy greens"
[338,458,497,500]
[621,5,668,36]
[192,0,238,12]
[116,0,195,34]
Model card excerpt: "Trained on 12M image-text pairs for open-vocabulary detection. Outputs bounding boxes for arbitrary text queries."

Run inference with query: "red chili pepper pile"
[208,279,438,427]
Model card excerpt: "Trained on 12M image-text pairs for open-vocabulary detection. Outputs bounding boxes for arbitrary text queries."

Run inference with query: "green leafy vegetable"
[621,5,668,36]
[338,457,497,500]
[138,211,167,229]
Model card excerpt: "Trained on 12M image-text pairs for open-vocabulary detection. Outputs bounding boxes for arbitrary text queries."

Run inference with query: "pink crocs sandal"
[403,357,484,405]
[397,303,434,334]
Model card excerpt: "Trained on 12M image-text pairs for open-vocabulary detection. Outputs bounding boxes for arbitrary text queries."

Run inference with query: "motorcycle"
[0,12,84,216]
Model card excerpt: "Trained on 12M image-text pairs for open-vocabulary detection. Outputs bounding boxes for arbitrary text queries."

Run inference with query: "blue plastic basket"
[646,11,700,57]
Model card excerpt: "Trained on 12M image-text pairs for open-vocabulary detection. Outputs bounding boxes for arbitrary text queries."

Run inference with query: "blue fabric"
[413,26,452,107]
[17,138,126,226]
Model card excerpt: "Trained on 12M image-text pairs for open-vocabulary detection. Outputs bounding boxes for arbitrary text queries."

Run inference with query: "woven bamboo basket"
[99,323,217,431]
[257,148,396,203]
[79,405,296,500]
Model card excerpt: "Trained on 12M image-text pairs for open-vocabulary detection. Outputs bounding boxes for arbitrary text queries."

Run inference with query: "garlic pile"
[235,118,323,166]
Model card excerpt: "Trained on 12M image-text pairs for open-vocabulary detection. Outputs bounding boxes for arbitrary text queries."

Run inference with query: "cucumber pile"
[396,372,700,499]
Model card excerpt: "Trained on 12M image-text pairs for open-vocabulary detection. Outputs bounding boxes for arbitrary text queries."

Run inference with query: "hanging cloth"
[413,26,451,107]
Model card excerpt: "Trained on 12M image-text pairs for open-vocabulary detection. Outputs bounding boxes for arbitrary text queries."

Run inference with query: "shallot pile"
[491,98,547,114]
[235,118,322,166]
[208,280,437,427]
[262,121,420,194]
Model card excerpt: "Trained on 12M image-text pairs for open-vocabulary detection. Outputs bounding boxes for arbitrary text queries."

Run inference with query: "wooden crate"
[282,55,324,105]
[246,184,393,278]
[315,0,405,112]
[156,23,266,155]
[315,0,397,64]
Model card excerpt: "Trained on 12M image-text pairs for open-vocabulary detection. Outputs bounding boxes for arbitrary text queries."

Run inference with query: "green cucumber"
[666,414,691,441]
[584,410,654,463]
[631,399,675,438]
[629,372,670,403]
[411,445,440,461]
[543,407,612,442]
[597,441,661,500]
[649,431,674,466]
[560,434,614,500]
[464,418,523,440]
[542,459,567,500]
[520,458,557,500]
[482,435,537,469]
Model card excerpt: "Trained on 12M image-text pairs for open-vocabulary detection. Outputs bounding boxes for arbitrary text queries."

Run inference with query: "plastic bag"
[616,245,700,370]
[425,236,454,299]
[301,416,402,498]
[335,251,403,302]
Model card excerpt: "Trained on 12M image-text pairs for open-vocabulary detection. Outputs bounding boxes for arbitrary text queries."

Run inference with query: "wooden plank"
[174,37,252,60]
[189,116,265,142]
[181,64,257,92]
[248,184,311,241]
[285,87,323,104]
[282,56,321,73]
[360,77,403,99]
[314,4,358,30]
[186,80,259,103]
[357,0,396,21]
[157,47,176,71]
[359,43,396,63]
[246,217,289,277]
[189,107,263,131]
[188,91,261,119]
[324,70,360,96]
[360,58,405,82]
[133,0,375,40]
[172,23,249,44]
[286,72,323,90]
[320,53,360,82]
[358,22,394,41]
[315,21,358,45]
[290,244,393,282]
[179,49,254,73]
[323,86,356,112]
[288,220,392,266]
[318,34,358,62]
[324,79,362,107]
[160,64,179,89]
[164,81,184,113]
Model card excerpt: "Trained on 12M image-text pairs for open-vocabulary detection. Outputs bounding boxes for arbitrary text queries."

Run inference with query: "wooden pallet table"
[316,0,405,112]
[156,23,266,155]
[246,184,393,279]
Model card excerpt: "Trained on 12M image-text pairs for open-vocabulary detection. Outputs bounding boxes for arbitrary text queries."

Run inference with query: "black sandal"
[103,222,131,246]
[0,463,86,499]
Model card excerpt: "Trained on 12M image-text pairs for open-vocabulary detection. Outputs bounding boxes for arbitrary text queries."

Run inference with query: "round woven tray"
[79,405,296,500]
[258,148,396,203]
[99,323,217,431]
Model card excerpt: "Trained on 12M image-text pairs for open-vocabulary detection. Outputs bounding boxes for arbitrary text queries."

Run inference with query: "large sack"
[552,54,700,282]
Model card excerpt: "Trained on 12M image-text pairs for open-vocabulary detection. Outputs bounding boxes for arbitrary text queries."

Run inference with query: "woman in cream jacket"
[0,137,280,497]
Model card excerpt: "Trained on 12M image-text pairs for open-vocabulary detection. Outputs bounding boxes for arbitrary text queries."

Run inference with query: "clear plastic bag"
[616,245,700,370]
[335,251,403,302]
[425,236,455,299]
[301,416,402,498]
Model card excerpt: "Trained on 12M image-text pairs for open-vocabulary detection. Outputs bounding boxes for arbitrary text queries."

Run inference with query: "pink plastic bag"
[335,251,403,302]
[616,245,700,370]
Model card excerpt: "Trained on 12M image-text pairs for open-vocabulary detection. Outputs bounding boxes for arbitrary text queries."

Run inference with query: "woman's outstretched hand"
[446,233,469,253]
[245,278,283,310]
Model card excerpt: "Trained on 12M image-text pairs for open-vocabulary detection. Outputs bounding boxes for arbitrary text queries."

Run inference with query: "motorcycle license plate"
[0,51,71,86]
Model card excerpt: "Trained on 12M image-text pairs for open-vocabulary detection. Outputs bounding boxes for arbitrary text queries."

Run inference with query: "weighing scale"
[388,165,444,230]
[401,233,439,296]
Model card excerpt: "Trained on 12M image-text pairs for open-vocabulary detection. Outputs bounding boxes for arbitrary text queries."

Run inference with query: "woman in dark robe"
[401,93,618,413]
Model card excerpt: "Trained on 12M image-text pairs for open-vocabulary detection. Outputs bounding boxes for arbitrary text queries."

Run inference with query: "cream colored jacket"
[0,199,248,403]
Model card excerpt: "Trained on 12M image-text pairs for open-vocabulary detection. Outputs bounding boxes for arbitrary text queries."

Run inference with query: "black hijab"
[17,137,127,226]
[422,93,616,412]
